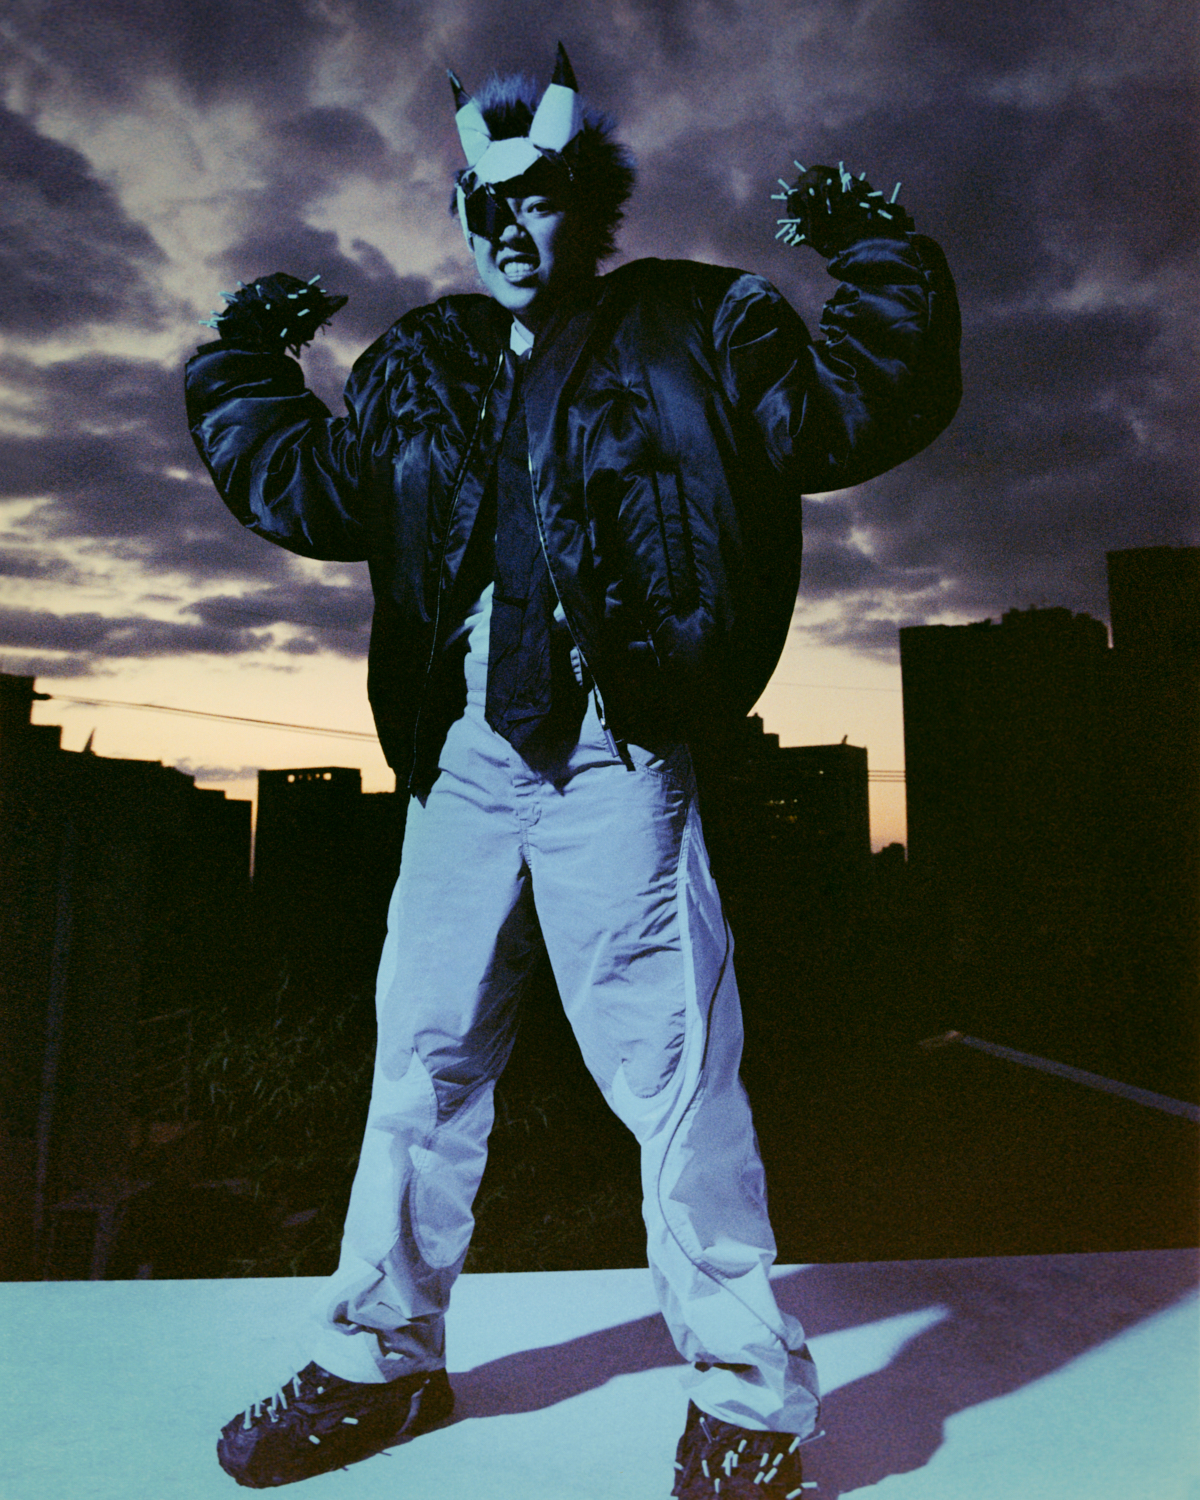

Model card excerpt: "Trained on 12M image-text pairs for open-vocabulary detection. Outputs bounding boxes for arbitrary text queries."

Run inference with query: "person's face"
[471,191,585,332]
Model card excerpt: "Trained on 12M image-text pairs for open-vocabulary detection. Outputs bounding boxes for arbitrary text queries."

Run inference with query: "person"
[185,42,960,1496]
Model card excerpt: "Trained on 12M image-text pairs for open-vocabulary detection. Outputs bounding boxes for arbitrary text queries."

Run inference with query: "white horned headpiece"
[449,42,584,242]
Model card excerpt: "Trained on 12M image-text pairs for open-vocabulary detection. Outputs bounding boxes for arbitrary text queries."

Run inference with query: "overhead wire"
[41,691,906,777]
[43,693,377,741]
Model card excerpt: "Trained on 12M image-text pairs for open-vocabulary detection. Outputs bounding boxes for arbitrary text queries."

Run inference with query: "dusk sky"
[1,0,1196,847]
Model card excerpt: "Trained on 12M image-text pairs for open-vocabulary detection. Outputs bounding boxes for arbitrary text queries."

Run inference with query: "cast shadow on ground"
[448,1251,1198,1496]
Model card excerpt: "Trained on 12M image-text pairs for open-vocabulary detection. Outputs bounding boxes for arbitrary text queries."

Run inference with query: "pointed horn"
[529,40,583,154]
[448,63,491,167]
[551,41,579,91]
[446,67,470,111]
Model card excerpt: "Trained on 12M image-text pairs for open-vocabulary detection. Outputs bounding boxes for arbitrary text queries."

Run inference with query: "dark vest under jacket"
[186,245,961,793]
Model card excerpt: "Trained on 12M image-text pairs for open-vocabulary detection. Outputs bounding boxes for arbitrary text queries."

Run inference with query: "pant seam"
[651,804,791,1345]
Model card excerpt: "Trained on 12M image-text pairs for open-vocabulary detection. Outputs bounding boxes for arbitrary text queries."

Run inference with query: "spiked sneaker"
[216,1361,453,1488]
[672,1401,814,1498]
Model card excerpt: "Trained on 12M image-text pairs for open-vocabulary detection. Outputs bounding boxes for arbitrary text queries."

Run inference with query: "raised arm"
[184,273,376,562]
[716,162,961,494]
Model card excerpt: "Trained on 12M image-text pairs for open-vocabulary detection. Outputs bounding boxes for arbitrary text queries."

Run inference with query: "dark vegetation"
[103,818,1199,1281]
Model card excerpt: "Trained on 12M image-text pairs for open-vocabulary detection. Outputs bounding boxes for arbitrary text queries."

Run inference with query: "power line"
[41,693,908,778]
[44,693,377,741]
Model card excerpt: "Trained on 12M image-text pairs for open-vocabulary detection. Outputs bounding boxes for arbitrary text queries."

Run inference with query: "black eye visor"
[462,184,519,240]
[459,156,572,241]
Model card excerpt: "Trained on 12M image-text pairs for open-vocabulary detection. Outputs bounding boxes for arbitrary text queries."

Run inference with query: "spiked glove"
[199,272,347,355]
[774,162,914,256]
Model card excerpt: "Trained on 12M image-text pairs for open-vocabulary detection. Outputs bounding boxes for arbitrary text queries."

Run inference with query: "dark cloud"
[175,760,260,782]
[798,541,885,598]
[801,609,939,657]
[0,650,97,679]
[0,349,309,583]
[0,106,167,335]
[264,105,397,185]
[966,304,1160,404]
[0,352,249,576]
[0,603,275,658]
[0,547,83,583]
[3,0,338,107]
[907,0,1054,73]
[10,391,347,685]
[2,541,370,672]
[898,79,1198,310]
[0,341,376,668]
[212,215,436,347]
[181,581,373,656]
[1037,79,1199,273]
[0,0,1195,687]
[762,60,1200,647]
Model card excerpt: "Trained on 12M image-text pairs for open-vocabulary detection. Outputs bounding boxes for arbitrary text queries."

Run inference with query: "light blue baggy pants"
[307,671,820,1436]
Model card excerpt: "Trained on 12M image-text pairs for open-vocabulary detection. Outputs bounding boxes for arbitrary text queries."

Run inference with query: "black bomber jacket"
[185,241,961,792]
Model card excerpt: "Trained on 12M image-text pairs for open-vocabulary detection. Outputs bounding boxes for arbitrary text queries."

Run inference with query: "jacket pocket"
[651,469,698,613]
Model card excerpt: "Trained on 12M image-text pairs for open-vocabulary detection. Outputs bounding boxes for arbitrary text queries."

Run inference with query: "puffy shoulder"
[597,260,797,360]
[600,257,752,316]
[343,292,505,425]
[349,293,502,379]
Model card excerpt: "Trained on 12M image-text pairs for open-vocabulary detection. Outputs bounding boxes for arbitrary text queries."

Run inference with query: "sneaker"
[216,1360,453,1488]
[672,1401,812,1498]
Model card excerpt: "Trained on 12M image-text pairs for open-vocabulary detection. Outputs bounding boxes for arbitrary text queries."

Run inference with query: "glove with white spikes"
[772,161,914,257]
[198,272,348,354]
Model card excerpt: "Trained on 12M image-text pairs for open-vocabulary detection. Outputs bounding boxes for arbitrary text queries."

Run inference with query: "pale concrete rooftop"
[4,1249,1197,1499]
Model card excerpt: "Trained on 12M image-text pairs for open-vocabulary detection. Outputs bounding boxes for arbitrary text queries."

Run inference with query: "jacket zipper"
[407,350,507,788]
[528,453,626,762]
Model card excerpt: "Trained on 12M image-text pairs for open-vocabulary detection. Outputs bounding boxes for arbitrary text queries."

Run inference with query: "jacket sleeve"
[184,336,390,561]
[713,232,961,494]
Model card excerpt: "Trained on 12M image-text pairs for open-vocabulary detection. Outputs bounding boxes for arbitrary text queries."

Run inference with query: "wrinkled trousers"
[307,686,820,1435]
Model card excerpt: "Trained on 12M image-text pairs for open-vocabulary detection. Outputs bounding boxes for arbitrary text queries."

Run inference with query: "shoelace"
[239,1368,369,1448]
[242,1371,313,1430]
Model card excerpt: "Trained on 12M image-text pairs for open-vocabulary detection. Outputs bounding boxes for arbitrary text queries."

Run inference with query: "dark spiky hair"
[451,72,636,265]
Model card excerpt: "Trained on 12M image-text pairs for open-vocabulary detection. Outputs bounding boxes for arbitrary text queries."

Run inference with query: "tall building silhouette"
[698,715,871,914]
[900,605,1109,885]
[1102,548,1199,1044]
[255,766,364,908]
[0,674,251,1277]
[1107,546,1200,659]
[253,766,402,997]
[898,549,1198,1095]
